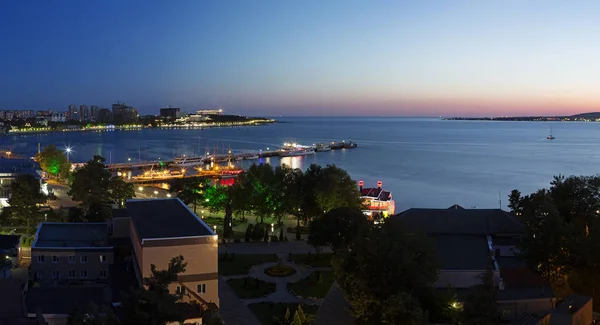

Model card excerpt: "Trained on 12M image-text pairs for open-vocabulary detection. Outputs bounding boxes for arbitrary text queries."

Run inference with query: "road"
[46,179,77,208]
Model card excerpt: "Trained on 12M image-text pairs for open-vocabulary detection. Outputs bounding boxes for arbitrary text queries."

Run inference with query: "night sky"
[2,0,600,116]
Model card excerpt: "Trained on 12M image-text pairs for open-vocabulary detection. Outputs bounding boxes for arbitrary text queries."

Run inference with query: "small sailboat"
[547,127,555,140]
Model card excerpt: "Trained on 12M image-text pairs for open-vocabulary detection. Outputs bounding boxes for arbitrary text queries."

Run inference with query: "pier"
[93,141,358,171]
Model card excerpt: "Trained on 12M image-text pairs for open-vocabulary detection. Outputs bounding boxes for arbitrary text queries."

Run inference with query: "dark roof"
[393,208,524,235]
[33,223,110,248]
[0,234,21,250]
[508,314,543,325]
[125,198,213,240]
[0,279,26,318]
[25,287,109,315]
[496,287,555,301]
[312,282,354,325]
[434,235,490,270]
[500,266,550,289]
[0,159,41,180]
[448,204,465,210]
[360,187,391,201]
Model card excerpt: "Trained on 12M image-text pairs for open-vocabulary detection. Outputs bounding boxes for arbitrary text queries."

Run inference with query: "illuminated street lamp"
[64,146,73,163]
[271,223,274,234]
[138,186,143,192]
[153,190,158,197]
[166,193,171,198]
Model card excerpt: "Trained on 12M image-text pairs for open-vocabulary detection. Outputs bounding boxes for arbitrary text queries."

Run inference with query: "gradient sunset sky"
[2,0,600,117]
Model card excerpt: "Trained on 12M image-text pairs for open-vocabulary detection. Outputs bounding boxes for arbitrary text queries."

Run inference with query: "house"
[111,198,219,308]
[357,180,396,218]
[30,222,113,283]
[0,158,47,207]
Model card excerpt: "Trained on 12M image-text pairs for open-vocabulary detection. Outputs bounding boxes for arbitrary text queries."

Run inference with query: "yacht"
[547,127,555,140]
[173,154,209,167]
[279,148,315,157]
[132,169,184,181]
[315,143,332,152]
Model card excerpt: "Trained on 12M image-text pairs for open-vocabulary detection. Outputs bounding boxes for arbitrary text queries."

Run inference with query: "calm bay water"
[3,117,600,211]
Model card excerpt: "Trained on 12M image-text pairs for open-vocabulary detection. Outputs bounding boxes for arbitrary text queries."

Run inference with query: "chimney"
[358,180,364,191]
[377,181,382,190]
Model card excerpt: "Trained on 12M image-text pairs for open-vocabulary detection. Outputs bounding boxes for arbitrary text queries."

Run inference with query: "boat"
[547,127,555,140]
[315,143,332,152]
[173,154,209,167]
[196,146,244,177]
[132,169,184,181]
[279,148,315,157]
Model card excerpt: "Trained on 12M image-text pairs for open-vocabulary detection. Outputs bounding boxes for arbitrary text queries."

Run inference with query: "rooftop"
[122,198,214,241]
[393,207,524,235]
[360,187,392,201]
[0,159,41,179]
[434,235,491,270]
[0,279,26,319]
[33,223,110,249]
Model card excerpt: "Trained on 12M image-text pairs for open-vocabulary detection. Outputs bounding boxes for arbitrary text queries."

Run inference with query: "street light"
[166,193,171,198]
[64,146,73,163]
[153,190,158,197]
[138,186,143,192]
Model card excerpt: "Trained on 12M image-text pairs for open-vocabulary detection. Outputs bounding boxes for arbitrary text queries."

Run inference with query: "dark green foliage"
[333,219,439,324]
[459,265,498,325]
[517,174,600,308]
[36,144,70,180]
[0,174,45,228]
[295,226,301,240]
[67,302,119,325]
[279,227,284,241]
[69,155,133,221]
[252,223,266,241]
[121,255,189,325]
[245,224,253,242]
[263,228,269,242]
[308,207,369,251]
[223,202,234,238]
[169,177,208,213]
[507,189,522,215]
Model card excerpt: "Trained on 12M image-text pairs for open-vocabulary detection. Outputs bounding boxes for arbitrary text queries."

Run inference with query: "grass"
[288,252,333,267]
[226,277,276,299]
[218,253,279,276]
[288,270,334,299]
[248,302,319,325]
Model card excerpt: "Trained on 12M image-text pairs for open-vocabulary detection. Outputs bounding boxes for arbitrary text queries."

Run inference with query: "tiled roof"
[125,198,214,241]
[312,282,354,325]
[393,208,524,235]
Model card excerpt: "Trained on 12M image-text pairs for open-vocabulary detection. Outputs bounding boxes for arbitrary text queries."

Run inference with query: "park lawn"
[218,254,279,276]
[288,252,333,267]
[248,302,319,325]
[288,270,334,299]
[226,277,276,299]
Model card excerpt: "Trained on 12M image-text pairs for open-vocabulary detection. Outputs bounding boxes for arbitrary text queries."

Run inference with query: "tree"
[507,189,522,215]
[67,302,120,325]
[308,207,370,251]
[170,177,207,213]
[1,174,45,228]
[69,156,112,221]
[121,256,189,325]
[313,165,364,214]
[223,202,233,238]
[203,185,229,214]
[333,219,439,324]
[459,264,498,325]
[109,176,135,207]
[36,144,71,180]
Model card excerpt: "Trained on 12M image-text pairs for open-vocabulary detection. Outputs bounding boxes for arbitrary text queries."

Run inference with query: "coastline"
[4,119,276,135]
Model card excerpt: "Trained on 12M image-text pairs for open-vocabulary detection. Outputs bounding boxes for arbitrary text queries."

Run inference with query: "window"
[100,255,107,263]
[37,255,44,263]
[197,283,206,294]
[36,271,43,279]
[80,270,88,278]
[81,255,88,263]
[52,255,60,263]
[52,270,59,279]
[68,270,76,278]
[176,286,186,294]
[68,256,76,263]
[100,269,107,278]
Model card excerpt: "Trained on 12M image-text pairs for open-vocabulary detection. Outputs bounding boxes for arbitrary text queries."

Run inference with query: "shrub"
[279,228,284,241]
[296,226,301,240]
[263,229,269,242]
[253,223,266,241]
[234,238,241,243]
[270,235,279,242]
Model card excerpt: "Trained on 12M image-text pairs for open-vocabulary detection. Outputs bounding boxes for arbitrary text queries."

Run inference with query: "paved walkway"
[219,241,332,255]
[218,278,261,325]
[221,254,331,306]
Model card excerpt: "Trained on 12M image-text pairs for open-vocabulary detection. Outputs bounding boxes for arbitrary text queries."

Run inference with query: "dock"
[96,141,357,171]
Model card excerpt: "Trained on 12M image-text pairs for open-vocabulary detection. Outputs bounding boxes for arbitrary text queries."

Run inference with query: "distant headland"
[444,112,600,122]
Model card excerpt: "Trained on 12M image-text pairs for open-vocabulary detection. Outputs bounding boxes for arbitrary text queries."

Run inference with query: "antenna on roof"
[498,190,502,209]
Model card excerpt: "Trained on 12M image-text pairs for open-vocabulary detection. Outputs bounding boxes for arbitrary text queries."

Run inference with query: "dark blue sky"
[2,1,600,116]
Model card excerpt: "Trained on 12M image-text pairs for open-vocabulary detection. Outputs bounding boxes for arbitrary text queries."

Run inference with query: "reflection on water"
[280,156,303,170]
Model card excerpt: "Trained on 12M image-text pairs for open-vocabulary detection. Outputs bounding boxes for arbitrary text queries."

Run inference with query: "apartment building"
[31,223,113,282]
[112,198,219,307]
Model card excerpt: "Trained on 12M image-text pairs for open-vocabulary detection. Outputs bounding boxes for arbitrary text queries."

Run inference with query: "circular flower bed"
[264,263,297,277]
